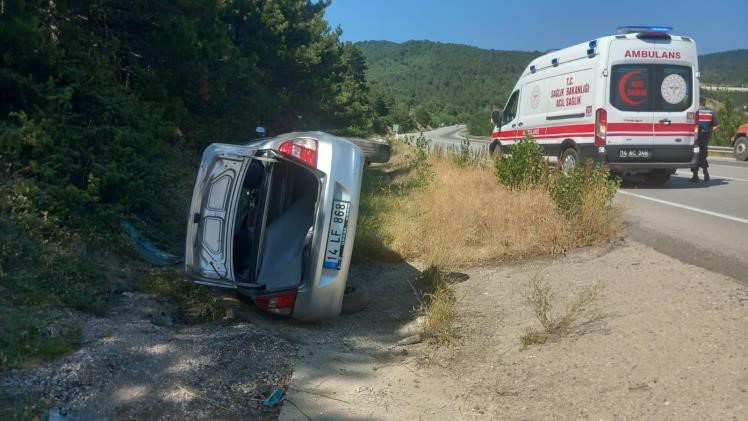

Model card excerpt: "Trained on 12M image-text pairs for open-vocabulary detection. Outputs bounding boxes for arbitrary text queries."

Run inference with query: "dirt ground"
[281,240,748,420]
[2,239,746,420]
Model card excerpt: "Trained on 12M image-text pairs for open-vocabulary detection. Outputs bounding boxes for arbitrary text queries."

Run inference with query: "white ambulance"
[490,26,700,185]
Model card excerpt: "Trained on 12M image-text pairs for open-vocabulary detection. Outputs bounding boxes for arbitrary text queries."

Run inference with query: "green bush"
[466,109,494,136]
[494,135,619,219]
[494,134,547,189]
[453,138,473,168]
[0,307,80,370]
[713,97,744,146]
[547,161,619,219]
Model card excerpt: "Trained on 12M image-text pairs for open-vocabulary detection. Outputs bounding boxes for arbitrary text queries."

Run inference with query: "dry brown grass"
[378,153,618,267]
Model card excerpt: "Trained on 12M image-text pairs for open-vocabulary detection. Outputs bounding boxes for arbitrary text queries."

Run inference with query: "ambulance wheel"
[560,147,579,172]
[734,136,748,161]
[643,170,671,186]
[489,141,502,158]
[348,138,391,164]
[341,283,369,314]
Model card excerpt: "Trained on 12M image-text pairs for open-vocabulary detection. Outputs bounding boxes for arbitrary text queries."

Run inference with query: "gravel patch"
[1,292,295,419]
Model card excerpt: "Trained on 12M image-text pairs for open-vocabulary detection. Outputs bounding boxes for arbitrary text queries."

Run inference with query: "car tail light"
[279,138,318,167]
[255,291,297,315]
[595,108,607,146]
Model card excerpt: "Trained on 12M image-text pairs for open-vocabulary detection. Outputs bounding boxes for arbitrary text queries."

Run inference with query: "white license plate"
[619,149,650,158]
[323,200,351,270]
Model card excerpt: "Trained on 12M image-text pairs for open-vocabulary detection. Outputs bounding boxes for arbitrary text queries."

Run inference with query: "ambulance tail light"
[279,137,318,168]
[595,108,607,146]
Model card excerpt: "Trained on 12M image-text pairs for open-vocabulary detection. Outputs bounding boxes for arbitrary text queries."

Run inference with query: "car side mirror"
[491,110,502,127]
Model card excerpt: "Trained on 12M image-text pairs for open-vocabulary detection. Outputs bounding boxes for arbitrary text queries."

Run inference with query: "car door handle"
[659,118,671,125]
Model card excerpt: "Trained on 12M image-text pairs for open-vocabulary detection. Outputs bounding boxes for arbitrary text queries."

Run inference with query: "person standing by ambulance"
[689,97,719,182]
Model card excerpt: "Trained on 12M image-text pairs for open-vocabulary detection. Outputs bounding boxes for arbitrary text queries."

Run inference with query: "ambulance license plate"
[323,199,351,270]
[619,149,650,159]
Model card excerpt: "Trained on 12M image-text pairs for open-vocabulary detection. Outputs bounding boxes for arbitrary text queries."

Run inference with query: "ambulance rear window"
[656,65,692,111]
[610,64,692,112]
[610,65,651,112]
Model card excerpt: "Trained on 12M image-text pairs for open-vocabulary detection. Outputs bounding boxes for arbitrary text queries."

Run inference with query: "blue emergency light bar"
[616,25,673,34]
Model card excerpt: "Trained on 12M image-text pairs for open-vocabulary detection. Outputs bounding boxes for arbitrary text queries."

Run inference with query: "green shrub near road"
[713,97,745,146]
[494,134,547,189]
[495,135,619,222]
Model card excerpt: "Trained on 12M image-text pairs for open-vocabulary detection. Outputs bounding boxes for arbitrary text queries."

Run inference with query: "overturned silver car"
[185,132,389,321]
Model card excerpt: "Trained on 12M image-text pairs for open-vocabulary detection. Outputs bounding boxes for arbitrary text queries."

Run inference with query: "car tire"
[560,147,579,172]
[341,283,369,314]
[734,136,748,161]
[489,140,502,158]
[643,170,671,186]
[347,138,391,163]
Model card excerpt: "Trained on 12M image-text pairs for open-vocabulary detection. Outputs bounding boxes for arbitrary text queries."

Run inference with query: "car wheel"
[489,140,502,159]
[341,283,369,314]
[643,170,671,186]
[347,138,391,163]
[560,147,579,172]
[734,136,748,161]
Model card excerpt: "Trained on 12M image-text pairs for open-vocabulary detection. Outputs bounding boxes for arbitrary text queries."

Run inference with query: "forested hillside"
[357,40,541,135]
[699,49,748,86]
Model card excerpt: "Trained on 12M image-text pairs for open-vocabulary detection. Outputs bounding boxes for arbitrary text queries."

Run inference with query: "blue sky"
[325,0,746,54]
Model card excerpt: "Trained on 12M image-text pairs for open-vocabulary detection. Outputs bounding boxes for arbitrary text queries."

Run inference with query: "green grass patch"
[139,268,225,324]
[0,201,112,370]
[0,306,81,370]
[416,266,459,344]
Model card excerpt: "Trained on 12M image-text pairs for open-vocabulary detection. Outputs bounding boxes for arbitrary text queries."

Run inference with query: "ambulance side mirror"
[491,110,502,127]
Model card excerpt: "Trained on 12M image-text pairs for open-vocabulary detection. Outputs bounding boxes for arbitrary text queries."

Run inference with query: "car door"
[185,144,257,288]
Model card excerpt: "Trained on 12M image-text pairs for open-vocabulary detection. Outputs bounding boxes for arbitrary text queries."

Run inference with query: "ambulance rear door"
[606,37,656,161]
[651,37,697,162]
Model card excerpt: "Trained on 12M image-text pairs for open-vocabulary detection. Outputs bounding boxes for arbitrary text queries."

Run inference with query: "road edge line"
[618,190,748,225]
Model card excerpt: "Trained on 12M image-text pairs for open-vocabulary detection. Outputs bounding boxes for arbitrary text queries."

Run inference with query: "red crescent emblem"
[618,70,646,106]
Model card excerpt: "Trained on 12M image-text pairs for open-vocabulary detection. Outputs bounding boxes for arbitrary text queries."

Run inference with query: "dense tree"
[0,0,373,236]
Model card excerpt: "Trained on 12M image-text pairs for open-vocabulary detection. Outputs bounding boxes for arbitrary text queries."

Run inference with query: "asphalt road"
[411,125,748,283]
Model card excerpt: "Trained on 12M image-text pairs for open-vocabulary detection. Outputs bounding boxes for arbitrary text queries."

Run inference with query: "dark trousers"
[692,135,709,173]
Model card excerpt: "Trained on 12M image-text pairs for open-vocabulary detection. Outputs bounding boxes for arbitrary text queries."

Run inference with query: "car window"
[503,90,519,124]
